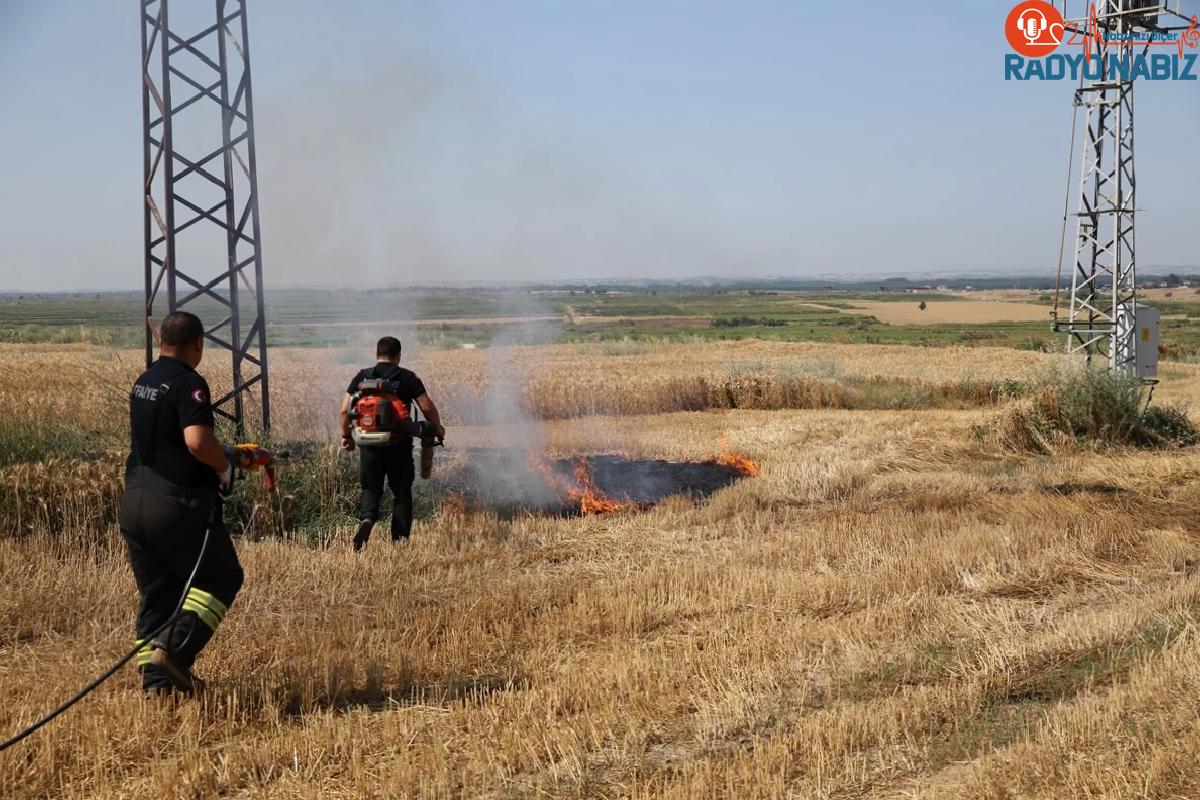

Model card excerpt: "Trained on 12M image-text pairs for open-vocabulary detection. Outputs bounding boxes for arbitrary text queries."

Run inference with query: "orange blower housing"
[350,379,412,447]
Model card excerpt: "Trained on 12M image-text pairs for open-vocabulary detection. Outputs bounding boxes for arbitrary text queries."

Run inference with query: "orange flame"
[715,451,760,477]
[571,458,629,514]
[524,443,757,516]
[526,452,632,515]
[714,435,760,476]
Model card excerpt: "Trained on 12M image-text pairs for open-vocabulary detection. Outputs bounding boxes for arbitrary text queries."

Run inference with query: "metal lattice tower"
[141,0,270,432]
[1054,0,1194,374]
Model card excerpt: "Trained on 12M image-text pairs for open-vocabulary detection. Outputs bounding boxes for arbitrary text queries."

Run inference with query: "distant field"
[842,299,1051,326]
[7,286,1200,357]
[307,315,562,328]
[1140,287,1200,304]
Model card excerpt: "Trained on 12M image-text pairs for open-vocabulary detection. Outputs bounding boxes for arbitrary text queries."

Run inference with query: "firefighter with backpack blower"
[340,336,444,550]
[119,312,274,695]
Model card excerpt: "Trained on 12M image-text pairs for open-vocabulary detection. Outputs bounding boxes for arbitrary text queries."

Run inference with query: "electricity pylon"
[1052,0,1194,378]
[140,0,271,431]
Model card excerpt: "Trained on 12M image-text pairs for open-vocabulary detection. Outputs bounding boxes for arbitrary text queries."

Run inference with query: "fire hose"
[0,522,210,753]
[0,446,276,754]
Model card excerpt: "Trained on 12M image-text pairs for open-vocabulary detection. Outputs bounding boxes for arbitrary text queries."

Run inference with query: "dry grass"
[4,340,1200,798]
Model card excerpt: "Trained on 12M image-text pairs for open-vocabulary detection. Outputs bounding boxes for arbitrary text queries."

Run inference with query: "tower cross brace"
[140,0,271,432]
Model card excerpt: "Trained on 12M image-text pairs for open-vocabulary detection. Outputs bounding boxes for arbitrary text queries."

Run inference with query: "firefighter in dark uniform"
[119,312,260,694]
[339,336,444,550]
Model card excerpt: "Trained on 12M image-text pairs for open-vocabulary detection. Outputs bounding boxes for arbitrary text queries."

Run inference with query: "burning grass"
[436,450,758,517]
[7,341,1200,797]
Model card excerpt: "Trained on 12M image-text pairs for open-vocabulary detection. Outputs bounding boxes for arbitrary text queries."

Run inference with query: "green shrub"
[999,369,1196,453]
[1139,405,1199,447]
[711,316,788,329]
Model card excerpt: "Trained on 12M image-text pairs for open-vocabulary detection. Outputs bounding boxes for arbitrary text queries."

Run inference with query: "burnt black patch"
[433,449,748,517]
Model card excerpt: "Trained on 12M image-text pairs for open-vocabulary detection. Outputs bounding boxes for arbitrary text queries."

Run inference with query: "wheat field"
[4,340,1200,798]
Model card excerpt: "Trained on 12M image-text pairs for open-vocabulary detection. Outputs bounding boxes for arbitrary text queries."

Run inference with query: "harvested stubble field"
[5,340,1200,798]
[830,301,1050,327]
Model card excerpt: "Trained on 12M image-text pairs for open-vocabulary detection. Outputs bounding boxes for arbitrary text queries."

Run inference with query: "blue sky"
[0,1,1196,290]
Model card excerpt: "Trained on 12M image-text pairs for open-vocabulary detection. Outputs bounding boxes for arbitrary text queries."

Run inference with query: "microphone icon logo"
[1020,11,1045,45]
[1006,1,1065,58]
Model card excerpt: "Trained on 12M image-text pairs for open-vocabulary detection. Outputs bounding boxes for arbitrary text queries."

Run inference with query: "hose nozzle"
[226,444,279,491]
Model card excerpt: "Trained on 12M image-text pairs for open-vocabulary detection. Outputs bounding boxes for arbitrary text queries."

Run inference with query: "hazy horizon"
[2,1,1197,293]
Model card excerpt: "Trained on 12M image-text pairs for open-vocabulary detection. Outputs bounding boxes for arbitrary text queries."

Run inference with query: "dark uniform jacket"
[126,356,216,489]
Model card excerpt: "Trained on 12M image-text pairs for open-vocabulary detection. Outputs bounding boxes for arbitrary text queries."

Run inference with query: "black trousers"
[359,445,415,540]
[119,474,244,686]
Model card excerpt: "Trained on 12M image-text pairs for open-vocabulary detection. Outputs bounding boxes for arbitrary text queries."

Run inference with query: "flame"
[526,452,632,515]
[521,441,757,516]
[714,435,761,476]
[571,458,629,514]
[715,451,760,477]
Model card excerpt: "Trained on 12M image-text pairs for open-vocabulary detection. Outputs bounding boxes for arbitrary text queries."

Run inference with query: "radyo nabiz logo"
[1005,1,1199,80]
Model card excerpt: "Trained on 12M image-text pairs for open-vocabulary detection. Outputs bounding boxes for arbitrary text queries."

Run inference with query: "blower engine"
[350,379,444,477]
[349,378,411,447]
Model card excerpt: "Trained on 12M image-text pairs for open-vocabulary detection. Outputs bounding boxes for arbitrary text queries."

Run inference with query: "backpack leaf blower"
[349,378,411,448]
[350,380,443,478]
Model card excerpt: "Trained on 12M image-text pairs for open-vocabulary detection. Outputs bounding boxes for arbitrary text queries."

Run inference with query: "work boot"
[146,648,205,695]
[140,662,174,695]
[390,514,412,542]
[353,519,374,551]
[159,610,215,665]
[145,608,216,695]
